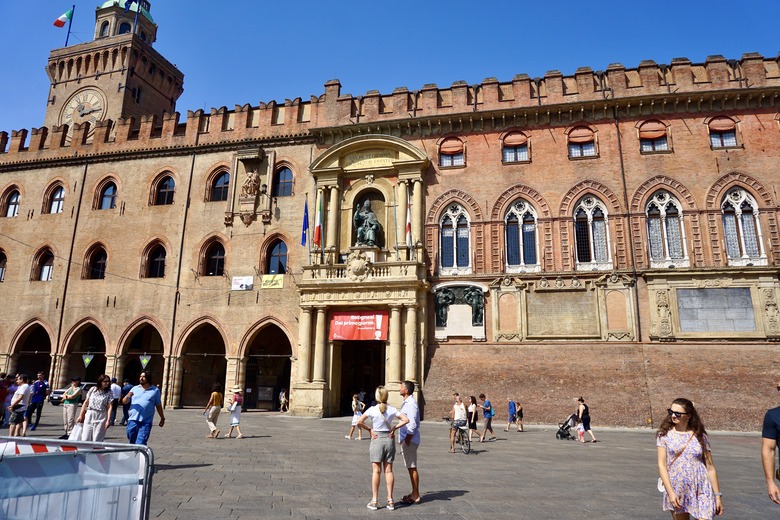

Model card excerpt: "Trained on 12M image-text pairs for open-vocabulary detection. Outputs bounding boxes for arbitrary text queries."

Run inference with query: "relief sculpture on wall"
[434,286,484,327]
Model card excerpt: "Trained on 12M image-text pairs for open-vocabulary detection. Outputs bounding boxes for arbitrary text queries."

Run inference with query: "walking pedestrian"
[109,377,122,426]
[478,393,496,442]
[346,393,365,440]
[657,398,723,519]
[279,388,289,412]
[467,395,479,442]
[203,383,223,439]
[120,378,132,425]
[449,395,467,453]
[761,380,780,505]
[24,371,49,432]
[516,400,525,432]
[122,370,165,445]
[399,381,421,505]
[577,397,597,442]
[61,377,82,439]
[0,373,7,428]
[77,374,114,442]
[3,374,17,430]
[7,374,31,437]
[504,398,521,432]
[224,386,244,439]
[356,386,409,511]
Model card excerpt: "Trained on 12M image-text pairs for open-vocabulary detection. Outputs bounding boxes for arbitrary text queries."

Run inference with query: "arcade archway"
[243,324,292,410]
[179,324,226,406]
[12,324,52,380]
[121,323,165,387]
[63,323,107,383]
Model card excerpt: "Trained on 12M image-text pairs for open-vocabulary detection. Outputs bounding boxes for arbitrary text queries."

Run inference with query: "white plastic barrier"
[0,437,154,520]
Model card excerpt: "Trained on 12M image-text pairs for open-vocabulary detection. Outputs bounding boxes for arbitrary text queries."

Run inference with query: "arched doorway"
[244,324,292,410]
[13,324,52,380]
[122,324,164,387]
[64,324,107,383]
[180,324,226,406]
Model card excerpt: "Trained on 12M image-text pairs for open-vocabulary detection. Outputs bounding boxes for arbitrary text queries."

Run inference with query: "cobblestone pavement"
[19,406,778,519]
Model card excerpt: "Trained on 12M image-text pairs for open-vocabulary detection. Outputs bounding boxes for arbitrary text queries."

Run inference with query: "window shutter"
[568,127,594,143]
[639,120,667,139]
[709,117,736,132]
[440,138,464,154]
[503,132,528,146]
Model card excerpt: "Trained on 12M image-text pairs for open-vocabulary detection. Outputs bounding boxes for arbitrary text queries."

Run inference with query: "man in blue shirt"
[122,370,165,445]
[25,372,49,432]
[761,381,780,506]
[478,393,496,442]
[398,381,421,505]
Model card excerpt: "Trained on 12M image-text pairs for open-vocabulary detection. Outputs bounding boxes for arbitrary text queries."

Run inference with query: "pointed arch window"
[646,191,688,268]
[33,248,54,281]
[573,196,612,270]
[99,182,117,210]
[504,200,539,272]
[209,171,230,202]
[86,246,108,279]
[0,251,6,282]
[46,185,65,214]
[154,175,175,205]
[118,22,131,35]
[145,244,167,278]
[721,188,766,266]
[266,240,288,274]
[203,241,225,276]
[440,204,471,274]
[271,167,293,197]
[4,189,20,218]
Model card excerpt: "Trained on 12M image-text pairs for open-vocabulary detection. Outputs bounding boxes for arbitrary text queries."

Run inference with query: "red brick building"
[0,2,778,428]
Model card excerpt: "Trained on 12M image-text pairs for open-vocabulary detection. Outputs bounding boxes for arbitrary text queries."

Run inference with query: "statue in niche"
[241,168,261,197]
[434,288,455,327]
[464,286,485,326]
[353,200,381,247]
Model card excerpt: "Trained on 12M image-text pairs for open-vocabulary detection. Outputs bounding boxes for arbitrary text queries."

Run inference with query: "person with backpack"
[478,393,496,442]
[504,398,522,432]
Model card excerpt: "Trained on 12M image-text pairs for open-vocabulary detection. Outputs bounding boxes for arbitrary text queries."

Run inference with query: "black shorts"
[11,410,26,424]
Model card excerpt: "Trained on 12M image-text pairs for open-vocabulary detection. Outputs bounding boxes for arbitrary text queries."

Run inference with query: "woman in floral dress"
[657,398,724,519]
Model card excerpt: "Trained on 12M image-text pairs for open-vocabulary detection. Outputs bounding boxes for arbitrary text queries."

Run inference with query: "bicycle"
[445,418,471,454]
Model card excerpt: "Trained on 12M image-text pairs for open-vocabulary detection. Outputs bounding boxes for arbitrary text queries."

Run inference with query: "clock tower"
[43,0,184,142]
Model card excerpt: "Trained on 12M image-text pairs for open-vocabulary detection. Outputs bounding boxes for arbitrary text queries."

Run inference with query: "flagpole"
[132,1,141,34]
[65,4,75,47]
[392,186,399,261]
[306,193,311,265]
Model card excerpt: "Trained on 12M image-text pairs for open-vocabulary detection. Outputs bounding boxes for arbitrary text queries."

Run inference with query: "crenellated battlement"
[2,52,779,162]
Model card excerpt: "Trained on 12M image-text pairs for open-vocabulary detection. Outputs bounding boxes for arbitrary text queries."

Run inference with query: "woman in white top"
[77,374,114,442]
[467,395,479,442]
[357,386,409,511]
[449,395,467,452]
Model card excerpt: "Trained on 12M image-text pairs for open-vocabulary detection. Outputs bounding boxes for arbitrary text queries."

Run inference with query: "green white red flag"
[53,9,73,27]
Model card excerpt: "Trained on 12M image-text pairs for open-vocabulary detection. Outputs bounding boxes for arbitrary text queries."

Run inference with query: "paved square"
[17,407,778,518]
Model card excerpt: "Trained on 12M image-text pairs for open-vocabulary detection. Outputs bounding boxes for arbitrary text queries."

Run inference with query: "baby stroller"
[555,413,578,440]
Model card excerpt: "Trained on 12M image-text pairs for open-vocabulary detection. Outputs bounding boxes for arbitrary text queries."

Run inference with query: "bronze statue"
[353,200,381,246]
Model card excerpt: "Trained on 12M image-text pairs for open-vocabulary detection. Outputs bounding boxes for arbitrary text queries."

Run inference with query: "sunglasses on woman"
[667,409,689,418]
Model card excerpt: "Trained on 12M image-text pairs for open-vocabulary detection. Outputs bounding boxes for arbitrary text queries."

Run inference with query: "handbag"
[658,432,695,493]
[68,423,83,441]
[228,401,237,412]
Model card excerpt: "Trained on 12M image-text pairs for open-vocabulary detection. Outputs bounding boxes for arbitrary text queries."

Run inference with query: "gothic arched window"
[573,196,611,270]
[440,204,471,274]
[646,191,688,267]
[266,240,288,274]
[505,200,539,272]
[271,167,293,197]
[202,241,226,276]
[721,188,766,266]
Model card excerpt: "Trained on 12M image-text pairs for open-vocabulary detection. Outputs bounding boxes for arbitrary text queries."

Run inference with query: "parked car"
[48,382,96,406]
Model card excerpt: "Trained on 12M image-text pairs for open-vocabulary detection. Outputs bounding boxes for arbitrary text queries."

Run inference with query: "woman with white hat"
[224,386,244,439]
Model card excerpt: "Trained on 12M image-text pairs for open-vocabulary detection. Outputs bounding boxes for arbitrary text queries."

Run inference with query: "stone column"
[404,304,418,383]
[104,355,117,380]
[56,354,69,389]
[226,357,240,395]
[326,185,340,251]
[412,179,424,250]
[297,308,313,382]
[171,356,184,408]
[388,306,402,384]
[113,354,126,381]
[313,307,327,383]
[398,181,409,261]
[236,356,247,394]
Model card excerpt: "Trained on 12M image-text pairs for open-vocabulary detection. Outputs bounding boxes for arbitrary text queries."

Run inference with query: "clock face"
[60,88,108,143]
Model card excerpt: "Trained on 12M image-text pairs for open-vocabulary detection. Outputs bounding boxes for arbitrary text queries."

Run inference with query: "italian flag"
[53,9,73,28]
[313,191,323,248]
[405,191,413,247]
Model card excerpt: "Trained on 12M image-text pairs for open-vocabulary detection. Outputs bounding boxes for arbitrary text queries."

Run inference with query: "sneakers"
[30,425,36,431]
[367,501,379,510]
[345,435,351,439]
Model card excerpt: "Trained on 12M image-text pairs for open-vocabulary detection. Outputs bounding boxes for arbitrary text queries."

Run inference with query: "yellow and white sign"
[261,274,284,289]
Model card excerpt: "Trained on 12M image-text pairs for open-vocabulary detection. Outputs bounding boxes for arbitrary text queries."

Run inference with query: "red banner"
[329,311,389,341]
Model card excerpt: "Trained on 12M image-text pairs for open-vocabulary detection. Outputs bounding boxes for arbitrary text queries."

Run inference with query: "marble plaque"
[677,288,756,333]
[526,291,600,337]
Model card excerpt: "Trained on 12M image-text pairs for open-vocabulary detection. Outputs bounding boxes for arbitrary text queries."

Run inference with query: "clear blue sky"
[0,0,778,133]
